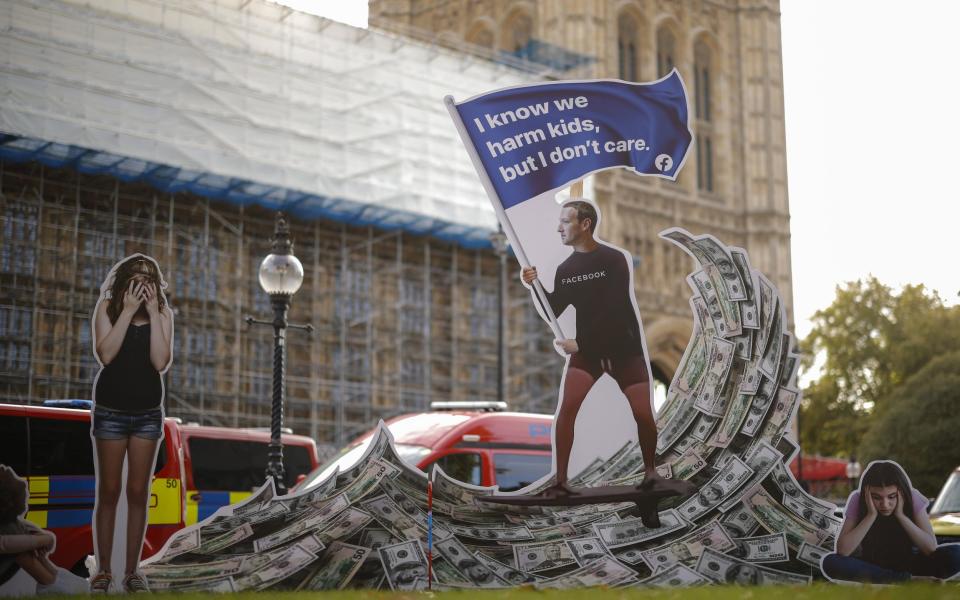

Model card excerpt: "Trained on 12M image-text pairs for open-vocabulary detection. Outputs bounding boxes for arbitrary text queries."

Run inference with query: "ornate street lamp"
[489,224,509,405]
[246,212,312,494]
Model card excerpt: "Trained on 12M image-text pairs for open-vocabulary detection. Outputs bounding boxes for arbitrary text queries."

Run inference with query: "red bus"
[0,401,319,575]
[297,401,554,492]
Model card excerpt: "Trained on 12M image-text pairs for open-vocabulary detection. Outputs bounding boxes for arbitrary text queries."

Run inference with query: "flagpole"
[443,95,565,340]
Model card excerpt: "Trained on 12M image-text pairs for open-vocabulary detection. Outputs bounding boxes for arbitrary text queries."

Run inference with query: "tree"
[799,277,960,457]
[858,351,960,495]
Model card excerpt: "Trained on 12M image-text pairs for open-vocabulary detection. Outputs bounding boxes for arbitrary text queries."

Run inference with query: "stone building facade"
[370,0,795,378]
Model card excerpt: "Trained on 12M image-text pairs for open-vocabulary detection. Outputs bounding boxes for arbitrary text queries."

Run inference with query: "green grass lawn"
[41,583,957,600]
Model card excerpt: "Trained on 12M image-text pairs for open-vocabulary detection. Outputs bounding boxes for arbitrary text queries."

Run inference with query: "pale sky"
[279,0,960,340]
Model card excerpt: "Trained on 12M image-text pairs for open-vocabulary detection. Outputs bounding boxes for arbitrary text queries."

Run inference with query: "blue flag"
[449,71,692,209]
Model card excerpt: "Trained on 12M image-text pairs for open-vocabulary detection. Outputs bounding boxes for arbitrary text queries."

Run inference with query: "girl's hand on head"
[864,489,878,518]
[894,489,906,519]
[122,280,143,315]
[143,282,160,315]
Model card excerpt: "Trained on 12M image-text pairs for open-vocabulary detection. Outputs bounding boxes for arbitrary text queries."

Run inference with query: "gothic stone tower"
[371,0,794,385]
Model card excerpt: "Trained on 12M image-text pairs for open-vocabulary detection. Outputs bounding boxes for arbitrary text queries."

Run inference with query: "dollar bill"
[279,468,340,513]
[446,523,534,542]
[154,527,200,561]
[690,412,721,441]
[730,249,759,328]
[536,557,638,589]
[731,329,753,361]
[593,509,688,549]
[776,434,800,465]
[661,229,747,302]
[671,450,709,481]
[760,386,800,445]
[513,539,578,572]
[234,542,319,591]
[432,464,497,504]
[673,331,708,396]
[604,463,672,487]
[641,563,709,587]
[739,361,762,395]
[341,459,400,504]
[565,536,613,566]
[231,480,276,517]
[147,576,237,593]
[530,522,578,542]
[196,522,253,555]
[728,532,789,563]
[695,547,811,584]
[299,542,370,590]
[362,494,426,541]
[142,556,245,581]
[254,495,349,552]
[741,486,830,549]
[336,425,392,488]
[379,540,431,591]
[716,440,782,513]
[359,528,396,552]
[314,507,374,545]
[640,519,735,570]
[769,461,838,517]
[796,541,831,568]
[719,503,761,538]
[758,303,784,382]
[657,400,701,454]
[711,389,753,448]
[434,536,506,587]
[779,352,801,390]
[694,337,736,416]
[691,266,742,338]
[741,374,778,436]
[755,275,776,359]
[677,457,754,521]
[474,553,539,584]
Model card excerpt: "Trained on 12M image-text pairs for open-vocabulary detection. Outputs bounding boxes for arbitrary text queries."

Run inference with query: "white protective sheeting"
[0,0,541,230]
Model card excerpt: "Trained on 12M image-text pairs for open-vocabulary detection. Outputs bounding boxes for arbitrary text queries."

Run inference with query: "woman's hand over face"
[894,489,907,519]
[122,280,143,315]
[864,490,878,519]
[142,282,160,316]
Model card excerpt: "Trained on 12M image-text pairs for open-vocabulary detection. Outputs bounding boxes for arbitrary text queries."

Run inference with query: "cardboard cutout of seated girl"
[89,254,174,593]
[821,459,960,583]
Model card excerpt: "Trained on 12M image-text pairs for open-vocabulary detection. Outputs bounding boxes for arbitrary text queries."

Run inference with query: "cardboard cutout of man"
[521,198,665,495]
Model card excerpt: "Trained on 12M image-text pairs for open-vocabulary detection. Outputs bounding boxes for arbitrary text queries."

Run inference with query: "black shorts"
[568,353,650,389]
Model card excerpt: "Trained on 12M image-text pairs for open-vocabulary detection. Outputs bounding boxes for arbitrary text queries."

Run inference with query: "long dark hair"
[104,255,167,324]
[857,460,915,522]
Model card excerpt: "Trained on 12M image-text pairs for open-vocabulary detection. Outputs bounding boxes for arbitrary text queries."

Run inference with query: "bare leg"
[553,367,596,486]
[14,552,57,586]
[623,381,661,482]
[124,436,159,574]
[94,438,128,574]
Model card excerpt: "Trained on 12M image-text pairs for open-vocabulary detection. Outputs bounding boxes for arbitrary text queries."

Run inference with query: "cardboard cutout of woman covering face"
[820,459,960,584]
[89,253,174,589]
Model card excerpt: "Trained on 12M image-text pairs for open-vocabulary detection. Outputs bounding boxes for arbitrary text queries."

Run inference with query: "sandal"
[89,572,112,594]
[123,572,150,593]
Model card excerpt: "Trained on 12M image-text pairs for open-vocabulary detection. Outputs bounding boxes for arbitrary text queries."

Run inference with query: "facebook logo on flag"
[446,71,692,209]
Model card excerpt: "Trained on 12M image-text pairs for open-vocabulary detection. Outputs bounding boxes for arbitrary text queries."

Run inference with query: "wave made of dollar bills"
[140,228,835,591]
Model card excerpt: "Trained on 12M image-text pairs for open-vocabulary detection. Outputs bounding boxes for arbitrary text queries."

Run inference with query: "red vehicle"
[0,401,319,575]
[297,401,554,492]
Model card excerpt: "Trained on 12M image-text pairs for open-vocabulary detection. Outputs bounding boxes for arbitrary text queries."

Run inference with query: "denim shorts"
[92,406,163,441]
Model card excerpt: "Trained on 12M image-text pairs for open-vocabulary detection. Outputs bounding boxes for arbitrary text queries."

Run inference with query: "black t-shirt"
[536,244,645,358]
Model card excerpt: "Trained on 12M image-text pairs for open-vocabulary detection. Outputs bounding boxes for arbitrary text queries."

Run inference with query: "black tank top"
[94,323,163,412]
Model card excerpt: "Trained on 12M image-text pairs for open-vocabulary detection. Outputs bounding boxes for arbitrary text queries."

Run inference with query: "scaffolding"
[0,160,561,448]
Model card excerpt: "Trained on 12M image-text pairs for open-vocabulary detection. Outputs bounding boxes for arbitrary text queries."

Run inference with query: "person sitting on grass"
[822,460,960,583]
[0,465,58,593]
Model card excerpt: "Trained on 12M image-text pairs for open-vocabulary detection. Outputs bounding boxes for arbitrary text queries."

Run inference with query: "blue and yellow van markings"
[26,475,182,528]
[185,490,252,525]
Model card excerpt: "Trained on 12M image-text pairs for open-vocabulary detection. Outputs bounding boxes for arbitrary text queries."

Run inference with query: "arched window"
[693,39,715,193]
[618,12,639,81]
[466,24,494,49]
[694,40,712,122]
[656,27,676,77]
[501,12,533,59]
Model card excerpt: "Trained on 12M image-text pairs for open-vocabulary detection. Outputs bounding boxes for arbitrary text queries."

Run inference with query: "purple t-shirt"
[844,488,928,523]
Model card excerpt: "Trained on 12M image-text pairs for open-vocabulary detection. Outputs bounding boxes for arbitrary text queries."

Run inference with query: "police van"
[0,400,318,574]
